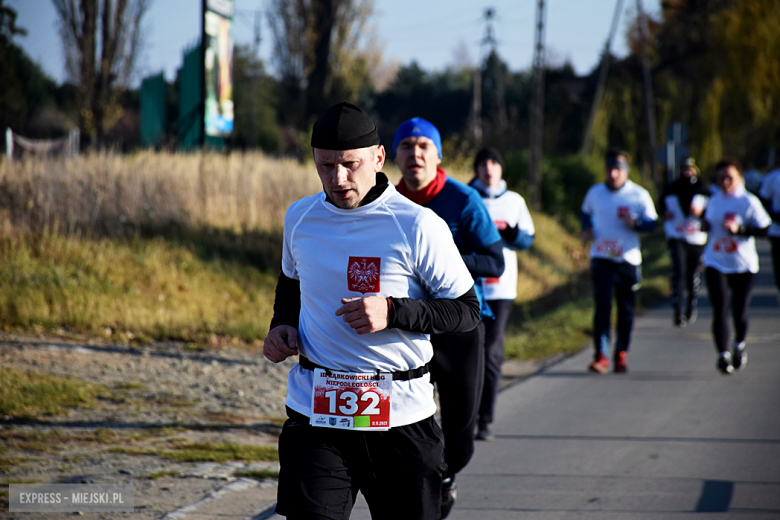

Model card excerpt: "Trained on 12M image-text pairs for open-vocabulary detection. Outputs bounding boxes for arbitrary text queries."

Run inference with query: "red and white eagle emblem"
[347,256,381,294]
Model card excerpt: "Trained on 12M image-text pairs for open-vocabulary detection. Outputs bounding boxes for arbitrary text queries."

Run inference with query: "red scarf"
[397,167,447,206]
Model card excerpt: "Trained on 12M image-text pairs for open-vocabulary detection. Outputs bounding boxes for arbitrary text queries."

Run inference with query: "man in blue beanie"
[393,117,505,518]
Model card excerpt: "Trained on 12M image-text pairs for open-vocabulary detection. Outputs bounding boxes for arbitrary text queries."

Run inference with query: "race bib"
[713,237,738,253]
[595,239,623,258]
[310,368,391,431]
[676,219,700,236]
[617,206,631,218]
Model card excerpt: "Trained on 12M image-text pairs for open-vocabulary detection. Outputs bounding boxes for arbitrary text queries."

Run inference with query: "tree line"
[1,0,779,210]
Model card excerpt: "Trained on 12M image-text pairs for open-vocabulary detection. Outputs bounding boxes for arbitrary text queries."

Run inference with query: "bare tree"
[1,0,27,46]
[267,0,375,124]
[52,0,149,146]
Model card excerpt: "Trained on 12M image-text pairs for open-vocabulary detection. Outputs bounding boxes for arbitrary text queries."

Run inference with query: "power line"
[636,0,659,187]
[581,0,624,156]
[528,0,546,210]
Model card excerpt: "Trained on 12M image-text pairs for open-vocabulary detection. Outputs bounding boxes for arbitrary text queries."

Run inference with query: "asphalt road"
[443,240,780,520]
[268,241,780,520]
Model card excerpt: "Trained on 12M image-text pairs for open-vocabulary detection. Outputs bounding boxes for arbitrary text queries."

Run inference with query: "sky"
[9,0,662,87]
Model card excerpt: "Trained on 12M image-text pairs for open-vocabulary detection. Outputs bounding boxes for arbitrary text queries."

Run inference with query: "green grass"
[140,470,182,480]
[0,455,36,473]
[505,298,593,360]
[115,381,146,390]
[0,368,109,418]
[0,479,41,510]
[235,468,280,479]
[504,227,670,361]
[0,209,670,363]
[0,230,277,345]
[0,428,120,449]
[0,427,176,471]
[110,441,279,463]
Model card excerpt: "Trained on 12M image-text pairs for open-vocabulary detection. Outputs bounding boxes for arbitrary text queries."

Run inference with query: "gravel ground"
[0,332,294,519]
[1,332,546,519]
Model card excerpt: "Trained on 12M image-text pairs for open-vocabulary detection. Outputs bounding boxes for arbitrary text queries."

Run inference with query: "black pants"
[668,239,705,318]
[478,300,513,427]
[276,408,446,520]
[591,259,641,357]
[771,237,780,294]
[430,321,485,480]
[705,267,755,353]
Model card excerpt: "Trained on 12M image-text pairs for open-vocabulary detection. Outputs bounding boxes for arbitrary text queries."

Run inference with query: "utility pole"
[479,8,508,135]
[472,66,482,148]
[200,0,207,150]
[250,8,261,148]
[528,0,546,210]
[580,0,624,156]
[636,0,659,187]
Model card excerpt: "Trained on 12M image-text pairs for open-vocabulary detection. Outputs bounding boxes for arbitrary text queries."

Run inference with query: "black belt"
[298,356,430,381]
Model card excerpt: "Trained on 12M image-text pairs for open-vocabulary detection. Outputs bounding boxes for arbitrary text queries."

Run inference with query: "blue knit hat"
[392,117,442,159]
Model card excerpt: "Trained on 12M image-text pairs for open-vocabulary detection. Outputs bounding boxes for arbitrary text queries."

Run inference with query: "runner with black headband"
[264,102,480,520]
[581,148,658,374]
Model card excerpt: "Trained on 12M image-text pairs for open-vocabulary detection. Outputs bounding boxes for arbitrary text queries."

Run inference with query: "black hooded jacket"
[658,175,710,217]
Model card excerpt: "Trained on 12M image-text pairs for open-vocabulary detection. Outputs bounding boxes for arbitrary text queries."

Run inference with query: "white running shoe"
[733,342,747,371]
[717,351,734,375]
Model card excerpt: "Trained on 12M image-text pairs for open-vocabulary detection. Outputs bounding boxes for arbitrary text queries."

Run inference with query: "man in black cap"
[263,102,480,520]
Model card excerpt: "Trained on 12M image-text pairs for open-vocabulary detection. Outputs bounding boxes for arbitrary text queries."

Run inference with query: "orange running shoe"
[614,351,628,373]
[588,353,609,374]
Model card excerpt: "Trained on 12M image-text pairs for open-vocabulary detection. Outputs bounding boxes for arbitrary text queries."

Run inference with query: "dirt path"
[1,332,294,519]
[1,332,547,519]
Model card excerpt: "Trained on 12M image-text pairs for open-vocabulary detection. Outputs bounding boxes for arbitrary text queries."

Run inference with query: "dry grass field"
[0,151,323,235]
[0,150,641,357]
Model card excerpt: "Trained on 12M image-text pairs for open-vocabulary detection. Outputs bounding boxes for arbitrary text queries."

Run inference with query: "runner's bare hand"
[723,219,740,234]
[263,325,299,363]
[336,296,388,335]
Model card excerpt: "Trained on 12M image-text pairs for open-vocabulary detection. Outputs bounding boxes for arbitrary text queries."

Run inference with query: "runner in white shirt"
[758,167,780,295]
[702,159,771,375]
[581,149,658,374]
[658,157,710,326]
[468,147,534,441]
[263,103,479,520]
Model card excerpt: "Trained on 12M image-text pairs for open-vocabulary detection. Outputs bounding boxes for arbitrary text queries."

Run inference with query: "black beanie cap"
[473,147,505,173]
[311,102,380,150]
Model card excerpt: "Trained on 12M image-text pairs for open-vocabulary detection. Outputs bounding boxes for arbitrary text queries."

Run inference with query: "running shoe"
[717,351,734,375]
[441,477,457,519]
[614,351,628,373]
[588,353,609,374]
[674,315,687,327]
[732,342,747,371]
[685,307,698,325]
[475,424,493,441]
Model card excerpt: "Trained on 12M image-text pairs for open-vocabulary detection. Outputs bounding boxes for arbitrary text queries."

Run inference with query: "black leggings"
[668,239,704,316]
[771,237,780,294]
[479,300,513,426]
[430,321,485,480]
[705,267,755,353]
